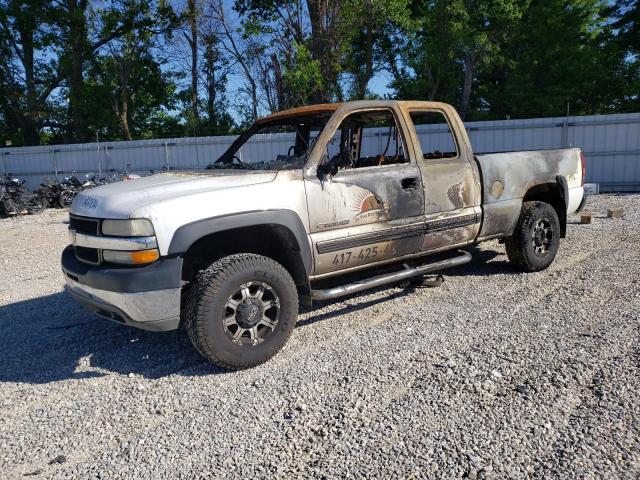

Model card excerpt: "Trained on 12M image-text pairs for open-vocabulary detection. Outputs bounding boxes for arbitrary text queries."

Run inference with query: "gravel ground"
[0,194,639,479]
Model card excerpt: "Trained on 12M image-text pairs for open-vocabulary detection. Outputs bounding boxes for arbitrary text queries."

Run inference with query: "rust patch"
[256,103,341,124]
[490,180,504,199]
[447,183,465,208]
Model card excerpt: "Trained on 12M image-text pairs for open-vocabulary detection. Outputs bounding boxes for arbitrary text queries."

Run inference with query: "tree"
[1,0,638,146]
[0,0,169,144]
[200,16,233,133]
[183,0,201,127]
[486,0,628,118]
[85,1,179,140]
[0,0,58,145]
[385,0,525,119]
[234,0,344,105]
[607,0,640,111]
[207,0,262,120]
[87,35,175,140]
[340,0,412,99]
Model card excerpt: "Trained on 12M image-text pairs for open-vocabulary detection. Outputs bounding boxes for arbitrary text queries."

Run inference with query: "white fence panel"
[1,112,639,192]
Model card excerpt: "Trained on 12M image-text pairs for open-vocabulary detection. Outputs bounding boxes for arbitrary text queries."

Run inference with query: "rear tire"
[184,253,298,370]
[505,201,560,272]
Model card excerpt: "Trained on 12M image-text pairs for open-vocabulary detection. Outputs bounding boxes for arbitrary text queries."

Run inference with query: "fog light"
[102,249,159,265]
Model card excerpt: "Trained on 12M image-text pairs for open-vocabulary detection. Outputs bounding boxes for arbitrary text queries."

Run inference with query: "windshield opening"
[210,113,333,171]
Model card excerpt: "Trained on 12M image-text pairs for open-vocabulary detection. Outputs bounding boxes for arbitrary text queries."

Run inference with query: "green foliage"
[282,43,324,106]
[388,0,639,119]
[0,0,638,146]
[340,0,414,99]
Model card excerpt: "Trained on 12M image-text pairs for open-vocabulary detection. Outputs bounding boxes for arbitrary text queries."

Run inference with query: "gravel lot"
[0,194,639,479]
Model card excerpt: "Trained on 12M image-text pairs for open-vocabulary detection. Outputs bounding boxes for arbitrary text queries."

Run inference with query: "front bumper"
[61,245,182,331]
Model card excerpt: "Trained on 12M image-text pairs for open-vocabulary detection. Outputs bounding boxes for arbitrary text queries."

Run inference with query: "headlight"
[102,219,155,237]
[102,249,159,265]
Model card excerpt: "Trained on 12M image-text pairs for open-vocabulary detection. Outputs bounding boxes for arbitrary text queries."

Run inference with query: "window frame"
[323,107,413,174]
[407,108,461,162]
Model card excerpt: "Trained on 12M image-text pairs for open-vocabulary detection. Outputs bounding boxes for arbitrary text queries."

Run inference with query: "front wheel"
[505,201,561,272]
[184,254,298,370]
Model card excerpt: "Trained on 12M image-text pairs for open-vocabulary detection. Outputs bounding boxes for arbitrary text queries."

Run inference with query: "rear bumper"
[567,186,585,214]
[61,245,182,331]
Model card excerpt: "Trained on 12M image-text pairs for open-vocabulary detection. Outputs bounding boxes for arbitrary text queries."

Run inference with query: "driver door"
[304,107,425,277]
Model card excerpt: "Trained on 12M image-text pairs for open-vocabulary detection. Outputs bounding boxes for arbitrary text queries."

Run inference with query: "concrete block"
[584,183,600,195]
[607,208,624,219]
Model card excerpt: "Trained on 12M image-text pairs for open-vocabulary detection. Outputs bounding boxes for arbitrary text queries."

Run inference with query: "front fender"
[167,209,313,275]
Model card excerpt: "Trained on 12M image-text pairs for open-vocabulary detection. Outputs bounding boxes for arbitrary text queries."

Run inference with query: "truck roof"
[256,103,342,123]
[256,100,455,124]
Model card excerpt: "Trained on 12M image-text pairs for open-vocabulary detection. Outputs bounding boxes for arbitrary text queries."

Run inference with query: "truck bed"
[475,148,585,240]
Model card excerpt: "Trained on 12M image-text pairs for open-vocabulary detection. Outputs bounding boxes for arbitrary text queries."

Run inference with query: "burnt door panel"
[406,110,482,252]
[306,163,424,276]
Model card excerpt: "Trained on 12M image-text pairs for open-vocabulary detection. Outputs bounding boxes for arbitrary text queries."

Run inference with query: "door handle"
[401,177,418,190]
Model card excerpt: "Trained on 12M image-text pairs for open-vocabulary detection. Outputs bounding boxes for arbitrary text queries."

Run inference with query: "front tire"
[185,254,298,370]
[505,201,561,272]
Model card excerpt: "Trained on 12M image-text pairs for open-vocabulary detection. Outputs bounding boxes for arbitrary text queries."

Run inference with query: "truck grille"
[75,246,100,264]
[69,215,101,264]
[69,215,100,235]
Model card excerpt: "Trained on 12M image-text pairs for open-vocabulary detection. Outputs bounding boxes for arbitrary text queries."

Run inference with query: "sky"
[186,0,395,120]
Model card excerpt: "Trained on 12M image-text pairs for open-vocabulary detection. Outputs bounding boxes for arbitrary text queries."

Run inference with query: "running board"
[310,250,472,301]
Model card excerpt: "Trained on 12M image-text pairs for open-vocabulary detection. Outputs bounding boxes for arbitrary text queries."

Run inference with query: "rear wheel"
[505,201,560,272]
[185,253,298,370]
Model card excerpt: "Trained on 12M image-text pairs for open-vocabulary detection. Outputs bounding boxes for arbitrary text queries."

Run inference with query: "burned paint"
[256,103,341,124]
[290,99,581,278]
[490,180,504,199]
[313,235,425,276]
[476,149,582,204]
[447,183,465,208]
[477,199,521,240]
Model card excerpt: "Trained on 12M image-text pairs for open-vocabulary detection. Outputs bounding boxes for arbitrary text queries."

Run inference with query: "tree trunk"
[206,60,216,124]
[203,37,217,124]
[18,24,39,145]
[119,65,132,140]
[67,0,89,142]
[460,52,475,120]
[249,77,258,120]
[356,3,375,99]
[306,0,323,66]
[120,95,132,141]
[271,53,286,110]
[187,0,199,125]
[306,0,337,102]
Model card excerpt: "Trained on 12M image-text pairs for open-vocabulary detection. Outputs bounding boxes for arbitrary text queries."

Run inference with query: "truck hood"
[70,171,277,218]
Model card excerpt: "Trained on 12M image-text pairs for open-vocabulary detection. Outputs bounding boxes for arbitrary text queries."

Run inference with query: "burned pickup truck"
[62,101,586,369]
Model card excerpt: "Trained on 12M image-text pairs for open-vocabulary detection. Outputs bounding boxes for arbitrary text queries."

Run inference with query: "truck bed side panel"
[475,148,583,240]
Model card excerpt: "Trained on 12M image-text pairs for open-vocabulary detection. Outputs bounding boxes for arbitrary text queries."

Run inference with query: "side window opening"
[410,111,458,160]
[325,109,408,171]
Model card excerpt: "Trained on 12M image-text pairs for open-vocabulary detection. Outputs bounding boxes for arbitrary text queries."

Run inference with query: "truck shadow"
[444,246,513,277]
[0,291,220,385]
[298,246,513,328]
[0,248,513,385]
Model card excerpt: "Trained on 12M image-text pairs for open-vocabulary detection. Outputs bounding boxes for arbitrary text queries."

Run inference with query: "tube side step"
[310,250,472,301]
